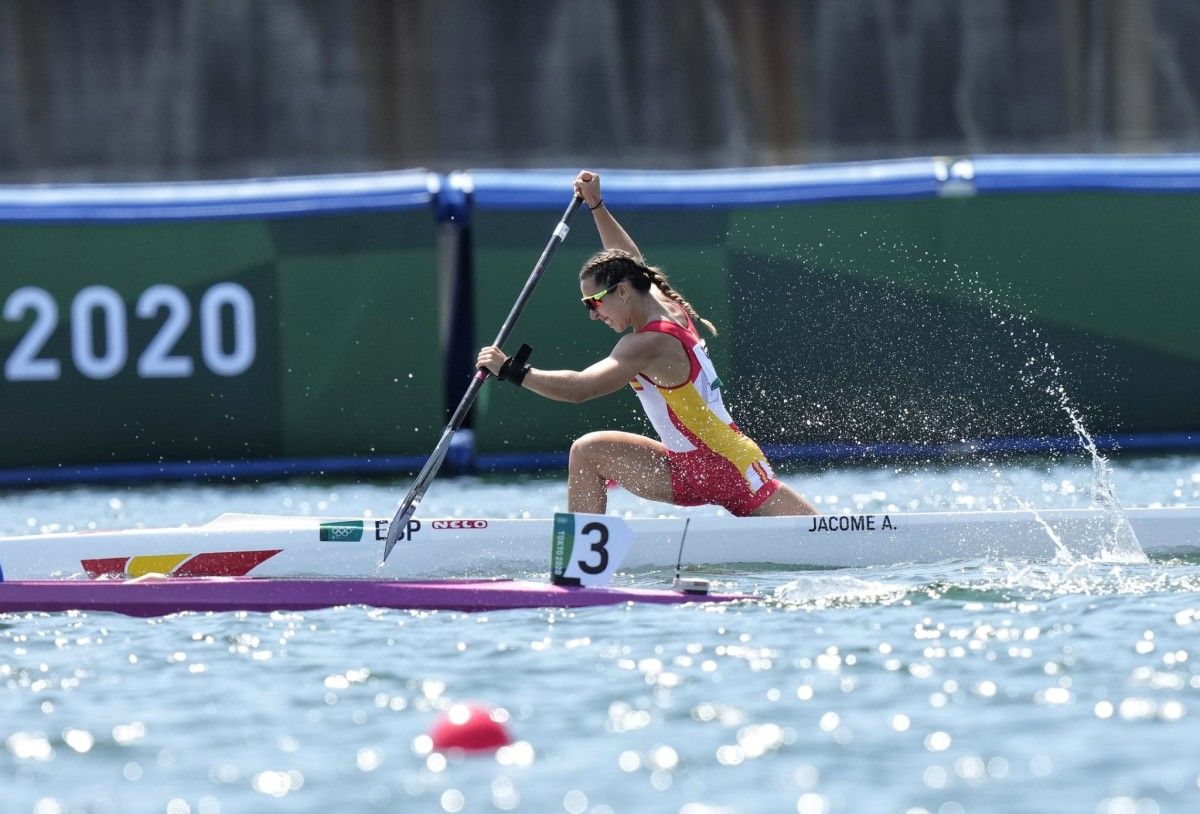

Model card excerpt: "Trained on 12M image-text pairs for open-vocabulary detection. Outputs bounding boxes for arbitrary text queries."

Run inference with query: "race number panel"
[550,513,633,587]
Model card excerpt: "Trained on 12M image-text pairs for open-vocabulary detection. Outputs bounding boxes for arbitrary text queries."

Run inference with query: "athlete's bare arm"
[477,333,667,404]
[574,171,643,262]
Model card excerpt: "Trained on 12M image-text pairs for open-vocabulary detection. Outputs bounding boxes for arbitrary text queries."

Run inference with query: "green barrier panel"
[726,199,949,446]
[270,212,442,457]
[470,209,733,454]
[727,194,1200,444]
[939,193,1200,435]
[0,208,442,469]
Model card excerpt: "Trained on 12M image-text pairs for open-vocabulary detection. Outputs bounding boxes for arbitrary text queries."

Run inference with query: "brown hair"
[579,249,718,336]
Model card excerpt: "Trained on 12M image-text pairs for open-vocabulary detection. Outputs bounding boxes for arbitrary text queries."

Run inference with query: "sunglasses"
[580,283,619,312]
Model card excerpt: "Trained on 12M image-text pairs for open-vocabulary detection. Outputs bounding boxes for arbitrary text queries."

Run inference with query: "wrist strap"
[588,199,605,211]
[497,343,533,387]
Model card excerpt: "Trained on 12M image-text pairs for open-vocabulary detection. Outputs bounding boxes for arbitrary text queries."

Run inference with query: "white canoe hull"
[0,507,1196,580]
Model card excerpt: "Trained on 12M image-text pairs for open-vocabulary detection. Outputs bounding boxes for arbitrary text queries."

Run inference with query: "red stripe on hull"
[173,550,283,577]
[81,557,131,578]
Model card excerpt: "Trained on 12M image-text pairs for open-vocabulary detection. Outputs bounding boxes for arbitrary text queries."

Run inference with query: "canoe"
[0,507,1195,580]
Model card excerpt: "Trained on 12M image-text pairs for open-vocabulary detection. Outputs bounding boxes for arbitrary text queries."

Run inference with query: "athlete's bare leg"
[568,431,674,513]
[749,482,819,516]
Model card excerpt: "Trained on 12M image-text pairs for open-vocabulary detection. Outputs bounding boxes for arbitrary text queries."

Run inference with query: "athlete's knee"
[756,483,818,516]
[569,432,608,466]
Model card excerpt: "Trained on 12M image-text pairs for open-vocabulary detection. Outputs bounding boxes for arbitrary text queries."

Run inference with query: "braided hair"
[580,249,718,336]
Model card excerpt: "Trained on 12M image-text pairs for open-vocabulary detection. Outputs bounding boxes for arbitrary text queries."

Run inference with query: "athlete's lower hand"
[477,346,506,376]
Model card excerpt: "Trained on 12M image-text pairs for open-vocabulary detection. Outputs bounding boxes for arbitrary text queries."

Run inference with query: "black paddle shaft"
[382,195,585,562]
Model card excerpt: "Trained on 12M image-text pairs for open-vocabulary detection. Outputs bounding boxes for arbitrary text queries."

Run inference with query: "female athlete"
[477,171,817,517]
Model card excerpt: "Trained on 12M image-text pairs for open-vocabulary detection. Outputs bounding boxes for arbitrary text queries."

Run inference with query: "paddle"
[382,194,585,562]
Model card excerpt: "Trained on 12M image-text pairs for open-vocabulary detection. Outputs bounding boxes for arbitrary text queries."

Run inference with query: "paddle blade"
[382,500,418,562]
[382,426,459,562]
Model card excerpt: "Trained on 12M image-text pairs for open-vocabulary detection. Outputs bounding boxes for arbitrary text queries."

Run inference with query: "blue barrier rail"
[0,170,439,222]
[967,154,1200,193]
[475,433,1200,476]
[448,158,945,214]
[0,431,1193,488]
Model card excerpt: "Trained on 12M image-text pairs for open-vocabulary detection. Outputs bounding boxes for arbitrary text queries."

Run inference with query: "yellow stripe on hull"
[127,554,190,577]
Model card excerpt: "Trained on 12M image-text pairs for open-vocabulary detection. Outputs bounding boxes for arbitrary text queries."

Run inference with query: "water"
[2,455,1200,814]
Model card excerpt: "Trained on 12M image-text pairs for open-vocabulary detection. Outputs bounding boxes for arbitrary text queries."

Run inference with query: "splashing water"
[727,217,1147,561]
[936,255,1145,562]
[770,575,909,609]
[956,260,1147,560]
[1043,378,1144,560]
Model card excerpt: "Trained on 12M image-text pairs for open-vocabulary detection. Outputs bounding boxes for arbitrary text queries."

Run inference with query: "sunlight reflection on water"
[1,455,1198,813]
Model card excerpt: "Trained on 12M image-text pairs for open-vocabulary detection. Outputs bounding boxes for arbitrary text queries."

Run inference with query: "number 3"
[577,521,610,575]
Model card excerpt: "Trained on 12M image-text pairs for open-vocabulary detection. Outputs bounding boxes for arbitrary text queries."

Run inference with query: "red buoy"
[429,703,513,753]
